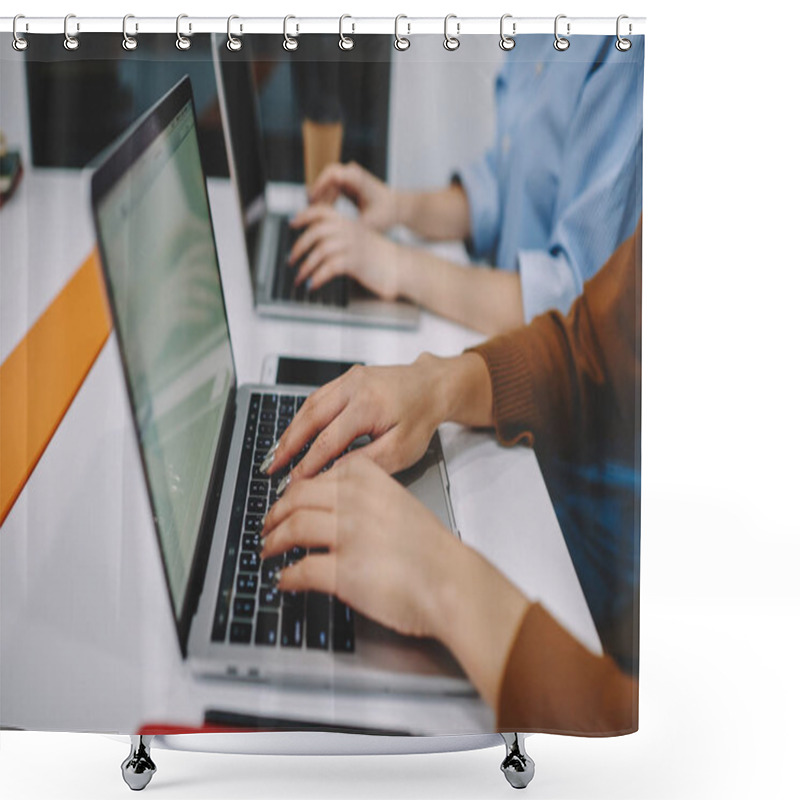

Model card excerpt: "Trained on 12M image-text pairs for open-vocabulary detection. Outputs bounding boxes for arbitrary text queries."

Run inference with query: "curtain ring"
[553,14,570,51]
[12,15,28,52]
[499,14,515,51]
[339,14,355,51]
[394,15,410,51]
[443,14,460,51]
[176,14,192,51]
[122,15,138,51]
[616,14,632,51]
[283,15,298,51]
[63,13,79,51]
[227,15,242,51]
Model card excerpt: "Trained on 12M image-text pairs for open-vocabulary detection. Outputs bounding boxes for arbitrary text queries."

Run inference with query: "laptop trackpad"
[394,434,455,535]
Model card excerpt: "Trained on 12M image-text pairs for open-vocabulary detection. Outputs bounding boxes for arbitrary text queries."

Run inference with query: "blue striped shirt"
[458,35,644,321]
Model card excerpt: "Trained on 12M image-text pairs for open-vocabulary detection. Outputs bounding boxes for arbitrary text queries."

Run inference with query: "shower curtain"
[0,20,644,739]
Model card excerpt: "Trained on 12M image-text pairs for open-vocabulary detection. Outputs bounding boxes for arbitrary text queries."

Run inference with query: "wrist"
[413,353,463,429]
[439,352,494,428]
[393,190,417,229]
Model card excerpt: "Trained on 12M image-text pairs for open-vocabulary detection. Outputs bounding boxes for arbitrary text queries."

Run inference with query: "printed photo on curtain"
[0,22,644,747]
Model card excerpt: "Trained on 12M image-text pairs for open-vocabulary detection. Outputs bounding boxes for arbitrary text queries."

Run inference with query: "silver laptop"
[91,77,469,695]
[211,35,420,329]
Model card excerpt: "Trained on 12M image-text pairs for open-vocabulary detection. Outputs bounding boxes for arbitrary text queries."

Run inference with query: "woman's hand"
[267,356,449,481]
[288,206,401,300]
[261,456,530,712]
[265,353,493,483]
[261,457,460,638]
[307,161,399,231]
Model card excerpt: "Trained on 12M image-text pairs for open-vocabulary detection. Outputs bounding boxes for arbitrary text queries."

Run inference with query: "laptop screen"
[215,39,269,223]
[95,84,235,617]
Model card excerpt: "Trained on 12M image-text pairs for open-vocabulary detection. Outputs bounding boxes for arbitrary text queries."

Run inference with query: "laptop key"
[239,552,259,572]
[333,599,355,653]
[250,480,268,496]
[247,496,267,515]
[259,585,281,609]
[229,621,253,644]
[244,515,263,532]
[261,555,284,582]
[242,533,261,551]
[233,597,256,618]
[280,603,304,648]
[237,574,257,594]
[258,421,275,438]
[255,612,279,646]
[306,592,331,650]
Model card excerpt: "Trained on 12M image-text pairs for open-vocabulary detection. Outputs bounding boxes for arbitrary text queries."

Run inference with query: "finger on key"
[268,385,349,475]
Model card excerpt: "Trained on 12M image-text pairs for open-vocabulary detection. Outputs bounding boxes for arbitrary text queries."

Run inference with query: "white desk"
[0,170,600,735]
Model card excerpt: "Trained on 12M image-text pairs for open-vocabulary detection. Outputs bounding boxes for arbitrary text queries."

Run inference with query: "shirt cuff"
[517,249,582,322]
[454,158,500,260]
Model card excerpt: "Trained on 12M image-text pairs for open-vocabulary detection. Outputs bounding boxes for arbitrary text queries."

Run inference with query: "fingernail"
[271,568,282,588]
[259,440,280,474]
[260,535,267,550]
[276,473,292,496]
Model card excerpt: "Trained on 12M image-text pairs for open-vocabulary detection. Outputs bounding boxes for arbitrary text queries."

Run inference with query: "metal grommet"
[616,14,632,51]
[283,15,298,52]
[227,15,242,51]
[12,14,28,51]
[500,14,515,51]
[443,14,460,51]
[63,13,79,51]
[394,14,410,51]
[176,14,192,51]
[122,14,138,51]
[339,14,354,51]
[553,14,570,51]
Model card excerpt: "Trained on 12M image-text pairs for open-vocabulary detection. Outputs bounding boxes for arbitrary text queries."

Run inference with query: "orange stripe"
[0,249,111,525]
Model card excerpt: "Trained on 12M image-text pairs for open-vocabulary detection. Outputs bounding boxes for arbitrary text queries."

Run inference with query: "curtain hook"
[63,13,79,51]
[227,15,242,51]
[616,14,632,51]
[444,14,460,51]
[176,14,192,51]
[500,14,516,51]
[12,14,28,51]
[339,14,355,51]
[122,15,138,51]
[554,14,570,51]
[394,14,410,51]
[283,15,298,51]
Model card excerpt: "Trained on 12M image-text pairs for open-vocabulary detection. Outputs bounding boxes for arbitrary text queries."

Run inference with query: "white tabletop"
[0,170,599,735]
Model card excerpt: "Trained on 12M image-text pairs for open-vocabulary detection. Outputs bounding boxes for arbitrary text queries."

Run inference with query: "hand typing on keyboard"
[287,205,401,300]
[261,456,459,639]
[261,455,531,714]
[264,352,492,482]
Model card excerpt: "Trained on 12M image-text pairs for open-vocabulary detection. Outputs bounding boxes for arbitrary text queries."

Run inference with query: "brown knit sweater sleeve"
[497,603,638,735]
[469,219,642,463]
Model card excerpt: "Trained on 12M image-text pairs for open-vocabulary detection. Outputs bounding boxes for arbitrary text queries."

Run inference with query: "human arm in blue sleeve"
[519,41,644,321]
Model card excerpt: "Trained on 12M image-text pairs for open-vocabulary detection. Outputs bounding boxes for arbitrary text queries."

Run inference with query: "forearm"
[431,543,529,713]
[395,246,524,336]
[394,184,471,241]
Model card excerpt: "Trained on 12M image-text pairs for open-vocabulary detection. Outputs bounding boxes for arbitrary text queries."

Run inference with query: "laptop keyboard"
[211,392,355,653]
[272,217,351,308]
